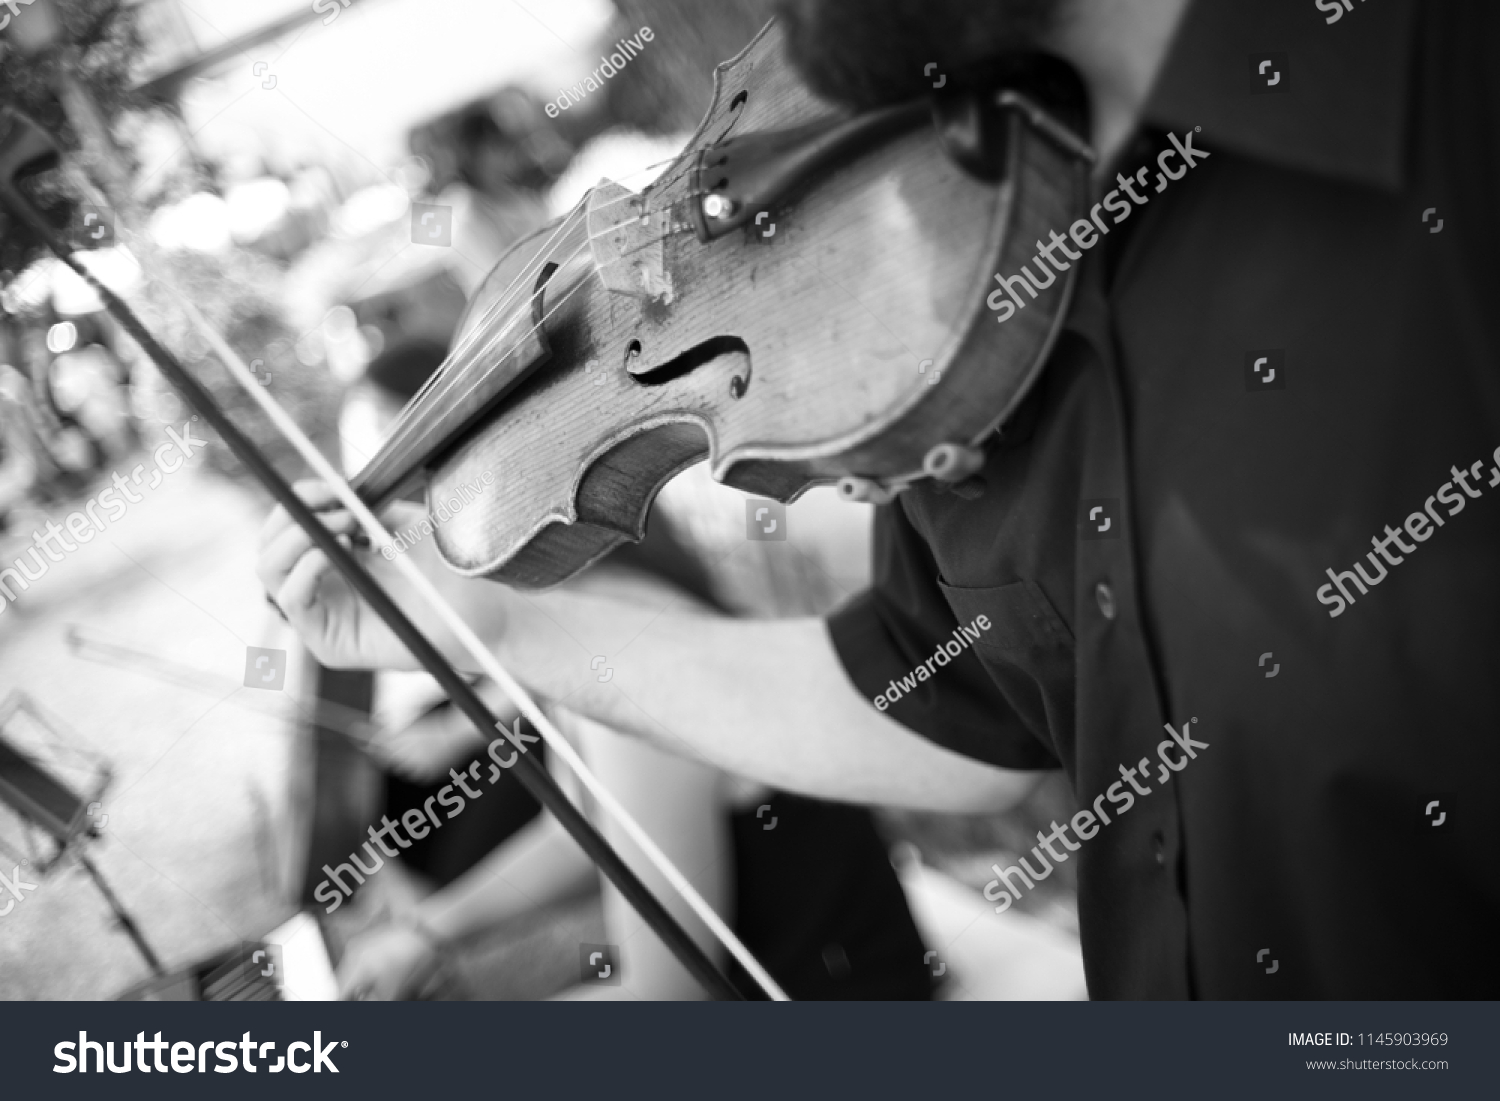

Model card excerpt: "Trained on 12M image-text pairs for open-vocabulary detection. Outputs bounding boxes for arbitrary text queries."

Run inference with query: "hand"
[256,481,488,671]
[336,922,441,1001]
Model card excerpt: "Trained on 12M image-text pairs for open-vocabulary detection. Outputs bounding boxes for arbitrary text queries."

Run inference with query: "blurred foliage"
[127,247,342,485]
[0,0,143,276]
[0,0,141,141]
[1,2,343,489]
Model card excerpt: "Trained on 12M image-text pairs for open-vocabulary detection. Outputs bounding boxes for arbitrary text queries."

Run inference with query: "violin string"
[437,214,685,387]
[443,186,684,369]
[156,282,790,1003]
[370,184,719,469]
[443,158,683,367]
[375,191,699,464]
[428,127,720,382]
[382,166,716,452]
[439,141,710,373]
[442,207,591,364]
[366,264,605,464]
[371,211,608,458]
[367,199,702,469]
[390,128,724,413]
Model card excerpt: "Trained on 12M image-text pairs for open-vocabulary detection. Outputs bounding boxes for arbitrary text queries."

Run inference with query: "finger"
[258,481,342,552]
[258,510,360,592]
[291,478,344,511]
[256,516,310,594]
[342,980,375,1002]
[276,546,337,620]
[335,956,367,1000]
[378,500,413,527]
[258,522,320,596]
[257,500,293,553]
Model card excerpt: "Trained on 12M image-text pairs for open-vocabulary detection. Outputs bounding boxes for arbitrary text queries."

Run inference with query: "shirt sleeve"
[825,501,1063,771]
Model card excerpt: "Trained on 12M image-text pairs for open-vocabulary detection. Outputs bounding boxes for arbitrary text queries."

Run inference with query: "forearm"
[492,587,1040,813]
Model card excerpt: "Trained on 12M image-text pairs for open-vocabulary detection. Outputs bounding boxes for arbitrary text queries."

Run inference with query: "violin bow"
[0,107,786,1002]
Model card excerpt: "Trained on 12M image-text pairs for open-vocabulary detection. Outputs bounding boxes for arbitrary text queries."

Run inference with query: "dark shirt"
[828,0,1500,998]
[727,792,932,1001]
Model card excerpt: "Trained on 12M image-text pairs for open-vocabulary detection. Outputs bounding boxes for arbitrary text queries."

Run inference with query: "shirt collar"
[1142,0,1418,193]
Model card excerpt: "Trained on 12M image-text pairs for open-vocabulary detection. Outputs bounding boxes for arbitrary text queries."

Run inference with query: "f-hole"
[627,335,751,394]
[712,89,750,145]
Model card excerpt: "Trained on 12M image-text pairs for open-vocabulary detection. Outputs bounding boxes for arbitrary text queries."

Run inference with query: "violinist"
[260,0,1500,1000]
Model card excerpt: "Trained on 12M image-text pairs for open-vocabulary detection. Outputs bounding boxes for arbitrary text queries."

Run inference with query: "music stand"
[0,690,163,975]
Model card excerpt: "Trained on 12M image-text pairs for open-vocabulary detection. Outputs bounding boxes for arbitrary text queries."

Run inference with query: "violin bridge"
[587,180,674,303]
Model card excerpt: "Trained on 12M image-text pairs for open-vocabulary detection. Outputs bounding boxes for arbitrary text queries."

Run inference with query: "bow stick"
[0,107,786,1002]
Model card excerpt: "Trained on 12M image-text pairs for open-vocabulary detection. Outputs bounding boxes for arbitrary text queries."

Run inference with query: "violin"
[352,19,1094,588]
[0,18,1095,1002]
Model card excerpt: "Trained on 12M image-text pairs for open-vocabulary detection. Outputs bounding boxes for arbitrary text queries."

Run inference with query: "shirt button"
[1152,830,1166,866]
[1095,581,1117,620]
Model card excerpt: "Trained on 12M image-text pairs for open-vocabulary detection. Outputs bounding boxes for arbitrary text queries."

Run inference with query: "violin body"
[352,19,1092,588]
